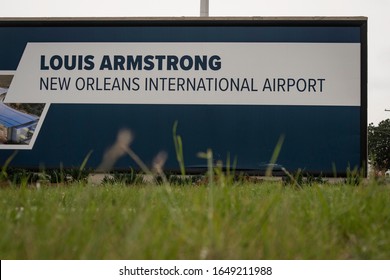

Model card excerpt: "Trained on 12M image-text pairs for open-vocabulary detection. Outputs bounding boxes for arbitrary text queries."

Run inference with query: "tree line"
[368,119,390,172]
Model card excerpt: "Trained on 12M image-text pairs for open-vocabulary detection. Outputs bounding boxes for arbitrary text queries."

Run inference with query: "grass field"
[1,177,390,260]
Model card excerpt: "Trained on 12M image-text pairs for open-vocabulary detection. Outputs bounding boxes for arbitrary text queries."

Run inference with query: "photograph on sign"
[0,74,48,149]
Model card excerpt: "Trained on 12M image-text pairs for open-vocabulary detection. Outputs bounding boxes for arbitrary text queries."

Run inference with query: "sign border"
[0,17,368,177]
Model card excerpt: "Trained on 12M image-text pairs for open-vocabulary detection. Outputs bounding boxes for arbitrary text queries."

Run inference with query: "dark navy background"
[0,22,364,175]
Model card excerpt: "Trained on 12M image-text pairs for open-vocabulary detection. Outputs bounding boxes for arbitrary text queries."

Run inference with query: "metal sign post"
[200,0,209,17]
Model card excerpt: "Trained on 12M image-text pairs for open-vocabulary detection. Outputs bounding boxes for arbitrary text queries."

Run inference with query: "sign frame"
[0,17,368,177]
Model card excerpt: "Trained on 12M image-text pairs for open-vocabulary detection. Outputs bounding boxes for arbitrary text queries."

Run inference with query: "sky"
[0,0,389,124]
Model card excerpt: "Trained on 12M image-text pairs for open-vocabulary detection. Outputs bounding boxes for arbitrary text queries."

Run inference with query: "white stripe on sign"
[5,42,361,106]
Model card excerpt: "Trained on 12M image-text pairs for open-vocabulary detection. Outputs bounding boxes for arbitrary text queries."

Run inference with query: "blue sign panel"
[0,18,367,176]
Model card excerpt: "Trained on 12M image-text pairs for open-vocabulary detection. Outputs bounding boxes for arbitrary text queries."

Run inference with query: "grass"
[1,178,390,260]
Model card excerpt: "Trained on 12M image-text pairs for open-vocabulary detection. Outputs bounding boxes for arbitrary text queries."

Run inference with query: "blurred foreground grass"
[1,180,390,259]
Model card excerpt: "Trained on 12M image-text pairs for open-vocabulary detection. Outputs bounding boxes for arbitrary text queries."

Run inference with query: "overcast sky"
[1,0,389,124]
